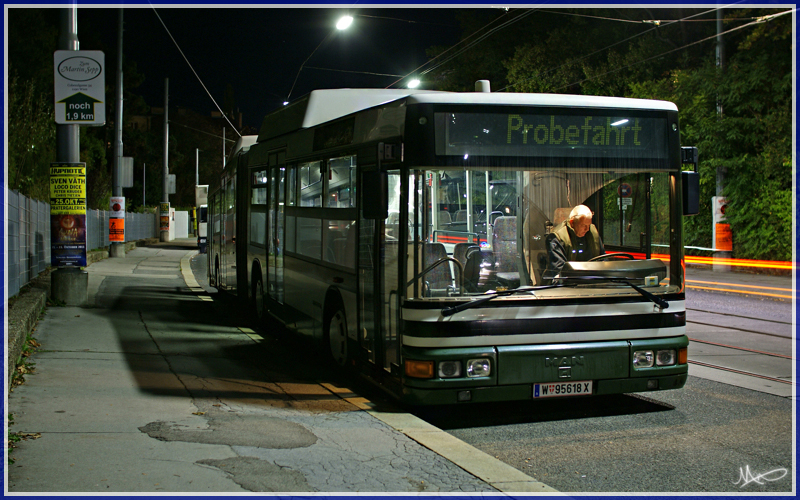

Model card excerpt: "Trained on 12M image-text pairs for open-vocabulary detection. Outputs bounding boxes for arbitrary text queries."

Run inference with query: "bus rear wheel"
[326,307,348,368]
[252,274,264,325]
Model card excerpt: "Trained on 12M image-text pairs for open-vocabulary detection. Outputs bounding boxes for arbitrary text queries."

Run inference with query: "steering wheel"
[588,252,635,262]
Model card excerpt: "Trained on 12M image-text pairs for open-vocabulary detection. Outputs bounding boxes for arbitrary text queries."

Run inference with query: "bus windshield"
[400,166,673,299]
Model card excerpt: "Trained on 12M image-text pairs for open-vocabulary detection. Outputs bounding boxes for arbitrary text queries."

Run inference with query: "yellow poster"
[50,164,87,215]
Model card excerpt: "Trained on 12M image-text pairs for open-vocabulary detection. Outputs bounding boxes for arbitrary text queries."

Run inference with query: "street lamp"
[407,79,421,89]
[336,15,353,30]
[286,15,353,102]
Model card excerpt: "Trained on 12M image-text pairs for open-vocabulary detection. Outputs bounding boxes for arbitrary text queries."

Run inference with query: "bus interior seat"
[422,242,454,296]
[462,246,483,292]
[553,207,572,226]
[453,242,480,292]
[453,242,479,266]
[491,216,520,288]
[454,210,474,222]
[437,211,452,227]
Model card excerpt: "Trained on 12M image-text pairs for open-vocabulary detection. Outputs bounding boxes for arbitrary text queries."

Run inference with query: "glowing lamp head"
[336,16,353,30]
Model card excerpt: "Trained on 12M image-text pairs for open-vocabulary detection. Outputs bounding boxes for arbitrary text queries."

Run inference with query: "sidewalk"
[5,239,552,494]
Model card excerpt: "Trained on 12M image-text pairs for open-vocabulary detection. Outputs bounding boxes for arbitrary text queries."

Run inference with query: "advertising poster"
[160,202,170,231]
[109,196,125,242]
[50,162,87,267]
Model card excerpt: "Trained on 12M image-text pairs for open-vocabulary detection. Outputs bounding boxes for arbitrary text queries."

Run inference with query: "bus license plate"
[533,381,592,398]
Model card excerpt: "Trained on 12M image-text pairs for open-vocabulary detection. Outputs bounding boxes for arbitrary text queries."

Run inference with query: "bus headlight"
[438,361,462,378]
[656,349,677,366]
[466,358,491,377]
[633,350,654,368]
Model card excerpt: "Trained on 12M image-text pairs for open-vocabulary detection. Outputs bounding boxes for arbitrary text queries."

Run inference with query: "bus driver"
[544,204,605,278]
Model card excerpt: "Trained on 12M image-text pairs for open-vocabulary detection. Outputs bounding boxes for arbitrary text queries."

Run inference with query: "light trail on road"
[686,279,794,300]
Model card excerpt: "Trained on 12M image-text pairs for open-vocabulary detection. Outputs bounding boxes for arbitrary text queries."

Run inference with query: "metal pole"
[110,8,125,257]
[52,6,88,306]
[162,78,169,204]
[143,163,145,206]
[160,78,170,242]
[56,8,79,163]
[222,127,226,167]
[714,8,730,271]
[196,148,199,186]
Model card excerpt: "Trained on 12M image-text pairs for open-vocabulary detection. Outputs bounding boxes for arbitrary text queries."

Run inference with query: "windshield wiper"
[440,285,565,317]
[553,276,670,309]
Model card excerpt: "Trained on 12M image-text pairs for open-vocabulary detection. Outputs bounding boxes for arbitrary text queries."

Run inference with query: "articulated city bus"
[208,85,699,404]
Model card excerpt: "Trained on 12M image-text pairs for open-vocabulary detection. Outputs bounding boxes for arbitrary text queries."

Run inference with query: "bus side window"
[299,161,323,207]
[326,155,356,208]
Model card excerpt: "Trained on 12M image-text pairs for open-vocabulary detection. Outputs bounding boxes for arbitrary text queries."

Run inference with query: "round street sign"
[618,183,632,197]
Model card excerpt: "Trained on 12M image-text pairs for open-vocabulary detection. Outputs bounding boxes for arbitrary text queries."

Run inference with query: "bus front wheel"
[326,306,349,368]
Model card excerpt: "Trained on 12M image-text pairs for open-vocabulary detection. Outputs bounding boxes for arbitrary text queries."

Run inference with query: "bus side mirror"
[362,170,388,220]
[682,171,699,216]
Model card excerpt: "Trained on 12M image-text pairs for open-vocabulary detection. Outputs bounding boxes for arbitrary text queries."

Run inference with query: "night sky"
[76,7,463,130]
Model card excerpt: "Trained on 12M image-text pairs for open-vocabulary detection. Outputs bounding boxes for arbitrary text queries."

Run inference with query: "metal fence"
[6,190,158,298]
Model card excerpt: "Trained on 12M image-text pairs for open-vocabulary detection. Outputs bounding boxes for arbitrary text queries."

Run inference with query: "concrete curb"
[5,237,161,394]
[6,287,47,392]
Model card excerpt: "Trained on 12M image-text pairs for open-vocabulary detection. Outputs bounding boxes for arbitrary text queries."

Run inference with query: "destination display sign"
[435,111,670,163]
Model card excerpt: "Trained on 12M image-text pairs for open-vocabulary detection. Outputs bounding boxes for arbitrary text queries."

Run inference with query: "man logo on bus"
[507,114,643,147]
[544,355,585,367]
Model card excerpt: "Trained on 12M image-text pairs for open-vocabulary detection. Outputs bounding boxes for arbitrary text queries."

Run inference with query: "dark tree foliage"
[629,9,792,260]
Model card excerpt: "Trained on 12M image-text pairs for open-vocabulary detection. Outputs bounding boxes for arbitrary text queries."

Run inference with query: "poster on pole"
[159,202,170,231]
[50,162,87,267]
[109,196,125,242]
[712,196,732,251]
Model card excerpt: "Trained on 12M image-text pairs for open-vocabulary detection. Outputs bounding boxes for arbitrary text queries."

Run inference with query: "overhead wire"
[418,9,538,77]
[150,6,242,138]
[385,8,537,88]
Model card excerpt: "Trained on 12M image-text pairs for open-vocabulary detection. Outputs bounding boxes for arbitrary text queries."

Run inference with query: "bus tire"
[325,304,349,368]
[252,269,264,325]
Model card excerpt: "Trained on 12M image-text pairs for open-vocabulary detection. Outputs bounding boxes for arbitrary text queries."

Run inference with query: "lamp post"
[195,148,202,186]
[286,15,353,102]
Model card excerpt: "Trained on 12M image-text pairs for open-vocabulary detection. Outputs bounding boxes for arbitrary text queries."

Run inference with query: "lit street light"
[407,79,421,88]
[336,15,353,30]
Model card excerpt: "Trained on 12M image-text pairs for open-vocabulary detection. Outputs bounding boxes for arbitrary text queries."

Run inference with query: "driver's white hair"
[569,205,593,221]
